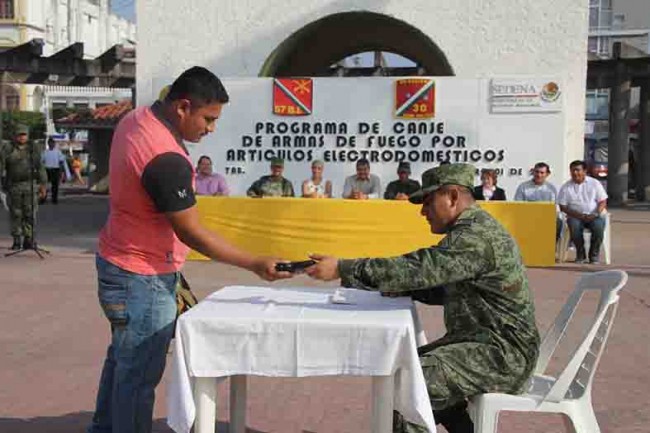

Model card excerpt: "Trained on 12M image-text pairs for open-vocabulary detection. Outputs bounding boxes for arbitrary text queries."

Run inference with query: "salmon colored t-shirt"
[98,103,196,275]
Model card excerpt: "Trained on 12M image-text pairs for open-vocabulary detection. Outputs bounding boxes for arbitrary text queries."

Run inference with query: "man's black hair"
[534,162,550,173]
[356,158,370,167]
[569,160,586,170]
[166,66,229,106]
[197,155,212,164]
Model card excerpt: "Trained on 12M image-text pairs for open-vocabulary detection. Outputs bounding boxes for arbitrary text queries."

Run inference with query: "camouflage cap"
[270,157,284,166]
[408,163,476,204]
[16,124,29,135]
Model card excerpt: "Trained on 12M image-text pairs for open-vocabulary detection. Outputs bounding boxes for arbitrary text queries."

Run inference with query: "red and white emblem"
[273,78,313,116]
[394,79,435,119]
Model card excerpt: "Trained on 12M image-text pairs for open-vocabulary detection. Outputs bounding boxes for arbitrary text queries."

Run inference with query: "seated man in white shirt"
[514,162,561,241]
[342,158,381,199]
[557,160,608,264]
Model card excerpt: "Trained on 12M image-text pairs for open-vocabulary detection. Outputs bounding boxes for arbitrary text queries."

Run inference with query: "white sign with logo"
[150,77,566,198]
[490,79,562,113]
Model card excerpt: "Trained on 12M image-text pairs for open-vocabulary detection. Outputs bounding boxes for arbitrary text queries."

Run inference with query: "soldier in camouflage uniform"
[246,157,295,197]
[0,125,47,250]
[306,163,540,433]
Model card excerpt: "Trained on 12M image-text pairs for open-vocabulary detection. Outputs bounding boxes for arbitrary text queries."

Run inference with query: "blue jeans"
[566,215,606,261]
[88,255,178,433]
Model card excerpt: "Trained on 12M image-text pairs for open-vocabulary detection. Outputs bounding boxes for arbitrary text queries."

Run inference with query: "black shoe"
[10,237,21,250]
[575,246,586,264]
[22,238,33,250]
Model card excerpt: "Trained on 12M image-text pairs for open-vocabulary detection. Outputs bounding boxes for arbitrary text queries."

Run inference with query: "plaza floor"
[0,195,647,433]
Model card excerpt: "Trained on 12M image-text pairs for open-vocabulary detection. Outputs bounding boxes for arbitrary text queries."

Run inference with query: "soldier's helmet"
[16,124,29,136]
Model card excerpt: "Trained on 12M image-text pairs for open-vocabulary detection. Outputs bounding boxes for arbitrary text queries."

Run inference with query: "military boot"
[22,237,33,250]
[10,236,21,250]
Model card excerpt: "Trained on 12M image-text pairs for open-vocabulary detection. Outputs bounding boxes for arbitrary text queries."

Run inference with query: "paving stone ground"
[0,194,648,433]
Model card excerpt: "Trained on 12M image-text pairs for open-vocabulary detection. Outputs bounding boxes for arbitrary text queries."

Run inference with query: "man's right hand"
[582,213,596,222]
[395,193,409,201]
[251,257,293,281]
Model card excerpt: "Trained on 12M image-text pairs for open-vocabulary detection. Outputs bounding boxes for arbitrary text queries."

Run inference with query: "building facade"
[584,0,650,200]
[586,0,650,121]
[138,0,589,185]
[0,0,135,112]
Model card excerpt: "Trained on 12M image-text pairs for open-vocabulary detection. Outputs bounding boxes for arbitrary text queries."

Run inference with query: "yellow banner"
[190,197,556,267]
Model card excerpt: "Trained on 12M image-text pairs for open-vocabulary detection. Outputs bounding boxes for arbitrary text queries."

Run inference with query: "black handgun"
[275,260,317,273]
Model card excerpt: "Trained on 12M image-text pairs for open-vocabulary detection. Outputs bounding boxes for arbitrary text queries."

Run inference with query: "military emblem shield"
[273,78,313,116]
[395,78,435,119]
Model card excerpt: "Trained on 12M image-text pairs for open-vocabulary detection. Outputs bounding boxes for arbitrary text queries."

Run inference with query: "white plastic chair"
[469,270,628,433]
[558,213,611,264]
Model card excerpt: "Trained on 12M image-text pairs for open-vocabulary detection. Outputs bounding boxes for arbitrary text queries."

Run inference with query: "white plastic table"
[167,286,435,433]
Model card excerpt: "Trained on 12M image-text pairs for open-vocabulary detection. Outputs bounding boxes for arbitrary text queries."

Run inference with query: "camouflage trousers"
[7,182,39,238]
[392,341,531,433]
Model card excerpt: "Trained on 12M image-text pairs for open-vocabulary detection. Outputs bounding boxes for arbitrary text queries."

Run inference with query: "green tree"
[1,111,46,141]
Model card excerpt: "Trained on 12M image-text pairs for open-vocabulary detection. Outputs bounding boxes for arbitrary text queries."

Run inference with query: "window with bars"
[1,85,20,110]
[0,0,14,19]
[588,0,613,31]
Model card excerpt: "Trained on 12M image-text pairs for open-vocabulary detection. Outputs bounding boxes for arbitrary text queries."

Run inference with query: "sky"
[111,0,136,22]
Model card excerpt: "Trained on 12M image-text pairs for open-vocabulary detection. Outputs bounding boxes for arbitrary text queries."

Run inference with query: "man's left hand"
[305,254,340,281]
[38,185,46,199]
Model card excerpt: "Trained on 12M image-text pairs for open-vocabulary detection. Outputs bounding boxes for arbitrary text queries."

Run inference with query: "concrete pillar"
[88,129,112,187]
[73,0,83,42]
[607,42,631,206]
[67,0,75,45]
[637,79,650,201]
[52,0,60,49]
[99,0,109,51]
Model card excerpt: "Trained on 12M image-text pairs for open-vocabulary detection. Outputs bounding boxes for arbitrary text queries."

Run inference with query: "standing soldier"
[1,125,47,250]
[306,163,540,433]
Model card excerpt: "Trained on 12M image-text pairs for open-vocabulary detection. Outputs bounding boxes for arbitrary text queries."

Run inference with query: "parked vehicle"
[584,132,608,180]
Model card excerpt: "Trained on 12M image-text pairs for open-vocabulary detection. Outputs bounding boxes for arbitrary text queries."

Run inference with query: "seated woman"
[473,168,506,201]
[302,160,332,198]
[195,155,229,196]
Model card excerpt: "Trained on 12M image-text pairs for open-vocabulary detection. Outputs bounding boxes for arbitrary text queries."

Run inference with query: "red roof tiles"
[56,99,133,128]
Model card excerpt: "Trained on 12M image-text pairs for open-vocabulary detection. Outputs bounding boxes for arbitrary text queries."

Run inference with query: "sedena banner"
[151,77,566,198]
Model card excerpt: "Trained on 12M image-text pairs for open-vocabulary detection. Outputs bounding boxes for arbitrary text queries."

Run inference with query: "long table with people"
[188,197,556,267]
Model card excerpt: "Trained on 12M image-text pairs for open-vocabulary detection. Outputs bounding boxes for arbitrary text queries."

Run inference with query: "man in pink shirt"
[88,67,290,433]
[195,155,229,196]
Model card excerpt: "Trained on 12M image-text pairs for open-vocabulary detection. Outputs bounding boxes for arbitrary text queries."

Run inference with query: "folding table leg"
[372,374,395,433]
[230,375,248,433]
[194,377,218,433]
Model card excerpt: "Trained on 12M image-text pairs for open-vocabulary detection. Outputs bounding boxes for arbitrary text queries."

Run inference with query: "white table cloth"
[167,286,435,433]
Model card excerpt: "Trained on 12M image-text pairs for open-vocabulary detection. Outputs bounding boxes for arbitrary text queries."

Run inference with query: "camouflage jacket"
[247,175,295,197]
[1,141,48,186]
[338,205,540,367]
[384,179,422,200]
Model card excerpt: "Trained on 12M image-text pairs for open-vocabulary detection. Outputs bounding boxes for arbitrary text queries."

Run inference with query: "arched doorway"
[260,12,454,77]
